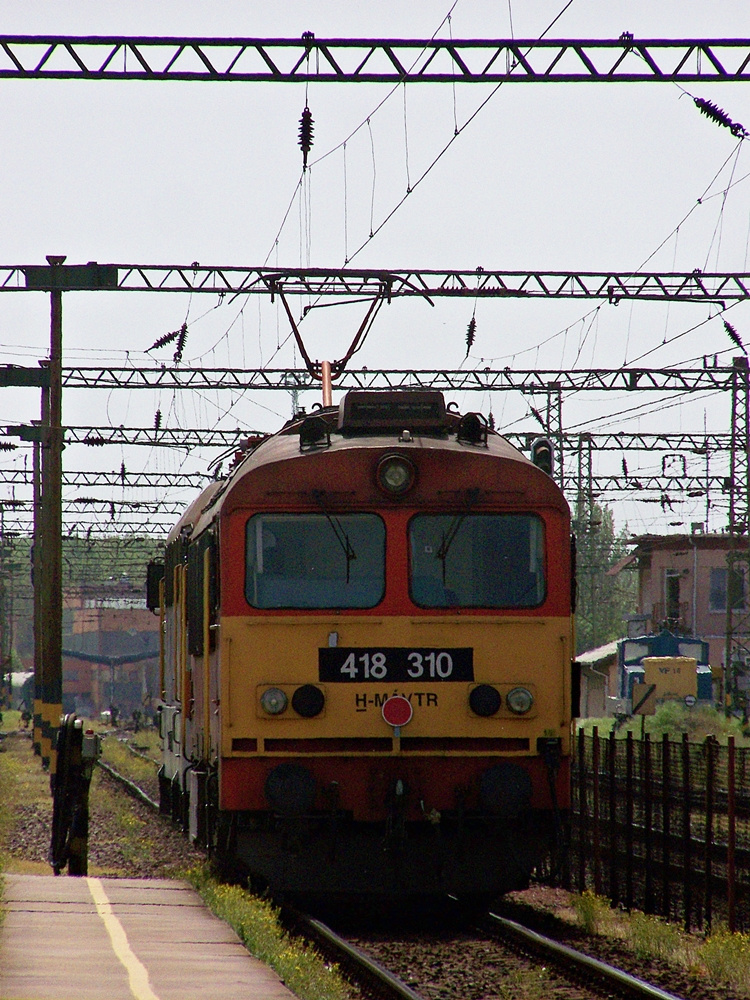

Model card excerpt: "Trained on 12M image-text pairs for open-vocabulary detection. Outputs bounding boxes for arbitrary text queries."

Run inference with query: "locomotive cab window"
[246,513,386,609]
[409,513,545,608]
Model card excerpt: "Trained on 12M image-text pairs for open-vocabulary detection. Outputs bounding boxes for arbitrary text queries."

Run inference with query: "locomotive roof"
[167,391,566,543]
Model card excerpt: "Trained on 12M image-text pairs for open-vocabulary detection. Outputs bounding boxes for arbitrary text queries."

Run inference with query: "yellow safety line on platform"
[87,878,160,1000]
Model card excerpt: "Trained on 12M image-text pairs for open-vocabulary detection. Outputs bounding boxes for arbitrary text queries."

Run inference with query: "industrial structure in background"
[0,28,749,765]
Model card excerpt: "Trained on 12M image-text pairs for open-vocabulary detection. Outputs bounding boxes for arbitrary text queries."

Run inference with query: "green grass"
[577,703,750,744]
[699,927,750,993]
[0,734,24,924]
[100,733,159,784]
[186,865,352,1000]
[571,892,750,996]
[627,910,689,963]
[571,890,612,935]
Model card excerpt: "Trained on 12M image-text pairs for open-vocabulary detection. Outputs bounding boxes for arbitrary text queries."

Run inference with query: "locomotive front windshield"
[246,513,386,609]
[409,513,545,608]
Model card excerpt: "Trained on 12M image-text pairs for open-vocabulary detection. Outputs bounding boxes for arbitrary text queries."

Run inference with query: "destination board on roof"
[339,390,446,434]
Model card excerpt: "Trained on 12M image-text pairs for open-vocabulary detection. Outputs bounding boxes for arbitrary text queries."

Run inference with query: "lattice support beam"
[2,265,750,302]
[48,365,738,392]
[0,36,749,83]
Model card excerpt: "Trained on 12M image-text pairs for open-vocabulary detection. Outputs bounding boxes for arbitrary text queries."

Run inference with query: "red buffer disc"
[382,695,413,728]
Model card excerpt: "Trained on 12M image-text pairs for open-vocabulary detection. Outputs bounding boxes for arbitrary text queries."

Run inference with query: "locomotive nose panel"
[264,762,316,815]
[479,761,533,817]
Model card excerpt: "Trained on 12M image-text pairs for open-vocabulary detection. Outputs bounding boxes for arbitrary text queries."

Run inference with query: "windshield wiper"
[436,488,480,583]
[312,490,357,583]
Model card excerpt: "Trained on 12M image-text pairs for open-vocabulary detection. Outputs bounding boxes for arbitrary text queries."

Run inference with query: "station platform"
[0,874,295,1000]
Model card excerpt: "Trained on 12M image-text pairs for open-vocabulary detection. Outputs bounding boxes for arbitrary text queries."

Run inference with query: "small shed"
[576,640,618,718]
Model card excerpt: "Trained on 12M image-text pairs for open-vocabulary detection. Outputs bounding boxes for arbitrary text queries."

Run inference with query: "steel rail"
[3,265,750,301]
[486,910,686,1000]
[97,759,160,812]
[283,910,427,1000]
[0,36,748,83]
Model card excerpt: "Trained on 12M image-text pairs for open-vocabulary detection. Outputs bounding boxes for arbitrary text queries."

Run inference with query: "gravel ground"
[349,928,598,1000]
[2,729,203,877]
[1,730,741,1000]
[349,902,735,1000]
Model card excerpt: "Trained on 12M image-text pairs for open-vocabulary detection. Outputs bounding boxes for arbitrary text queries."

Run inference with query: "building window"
[665,569,681,622]
[709,567,746,612]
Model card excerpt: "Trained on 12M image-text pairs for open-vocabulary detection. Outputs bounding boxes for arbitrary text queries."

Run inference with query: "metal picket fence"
[565,728,750,932]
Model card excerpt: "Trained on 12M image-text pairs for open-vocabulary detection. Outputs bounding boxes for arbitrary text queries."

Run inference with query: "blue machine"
[618,629,713,701]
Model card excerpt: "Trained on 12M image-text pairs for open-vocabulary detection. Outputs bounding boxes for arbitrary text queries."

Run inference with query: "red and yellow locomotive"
[151,389,576,896]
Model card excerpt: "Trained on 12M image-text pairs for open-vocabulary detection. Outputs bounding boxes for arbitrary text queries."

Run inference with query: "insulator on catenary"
[622,457,628,477]
[173,322,188,364]
[147,327,180,352]
[154,409,162,432]
[724,319,747,354]
[298,106,314,170]
[120,462,126,485]
[465,316,476,357]
[529,405,545,429]
[694,97,748,139]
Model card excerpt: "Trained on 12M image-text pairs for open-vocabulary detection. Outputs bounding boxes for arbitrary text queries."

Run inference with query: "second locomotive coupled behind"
[150,389,576,896]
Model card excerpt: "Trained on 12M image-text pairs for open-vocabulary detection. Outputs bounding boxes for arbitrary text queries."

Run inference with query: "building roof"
[630,532,744,552]
[576,640,619,667]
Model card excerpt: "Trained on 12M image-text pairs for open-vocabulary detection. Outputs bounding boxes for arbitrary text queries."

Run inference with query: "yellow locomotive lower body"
[197,613,573,895]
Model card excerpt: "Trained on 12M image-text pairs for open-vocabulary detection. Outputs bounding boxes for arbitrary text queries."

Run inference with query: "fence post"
[662,733,672,920]
[578,726,587,893]
[703,735,715,932]
[682,732,692,932]
[626,729,634,912]
[609,728,619,906]
[644,732,654,913]
[727,735,736,933]
[593,725,601,895]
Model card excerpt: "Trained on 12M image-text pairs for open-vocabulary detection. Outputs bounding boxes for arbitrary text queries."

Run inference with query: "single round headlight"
[376,454,416,496]
[469,684,502,717]
[292,684,325,718]
[506,686,534,714]
[260,687,288,715]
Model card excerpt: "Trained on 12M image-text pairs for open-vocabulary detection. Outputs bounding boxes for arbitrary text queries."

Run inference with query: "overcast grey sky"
[1,2,749,538]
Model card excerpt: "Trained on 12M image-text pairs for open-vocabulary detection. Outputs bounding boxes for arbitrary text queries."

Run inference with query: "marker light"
[376,455,416,496]
[260,688,288,715]
[506,686,534,714]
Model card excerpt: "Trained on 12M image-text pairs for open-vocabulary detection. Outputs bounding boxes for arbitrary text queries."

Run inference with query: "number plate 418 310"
[318,647,473,682]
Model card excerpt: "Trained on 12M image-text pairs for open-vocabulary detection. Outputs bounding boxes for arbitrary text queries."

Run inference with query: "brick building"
[629,531,749,695]
[61,590,160,719]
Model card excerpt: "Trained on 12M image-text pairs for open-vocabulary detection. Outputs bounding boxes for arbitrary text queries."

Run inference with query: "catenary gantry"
[0,36,748,83]
[3,265,750,303]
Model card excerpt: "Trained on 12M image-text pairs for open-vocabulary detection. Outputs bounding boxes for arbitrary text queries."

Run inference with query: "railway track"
[98,759,698,1000]
[482,909,686,1000]
[344,902,692,1000]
